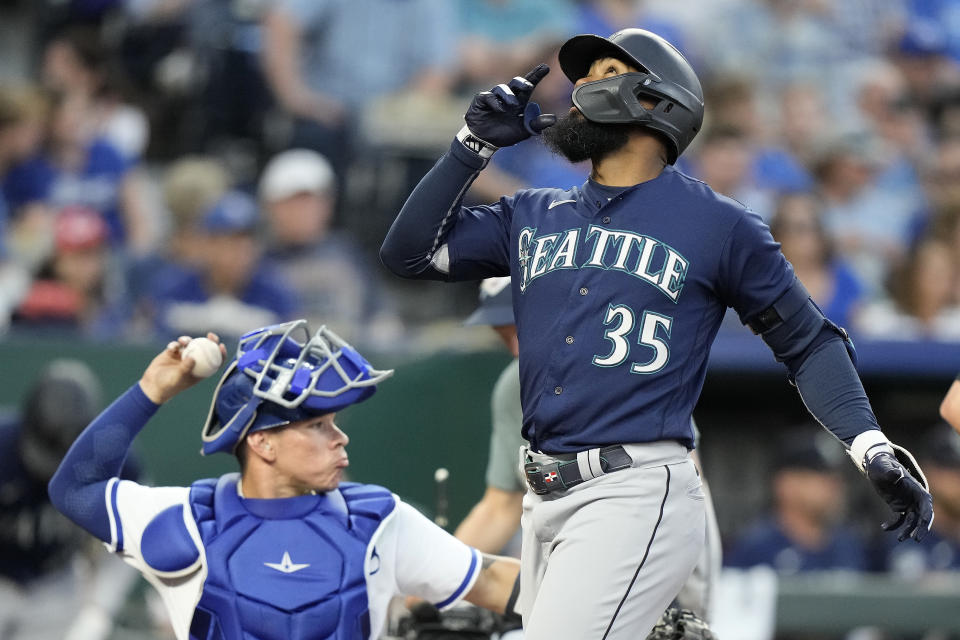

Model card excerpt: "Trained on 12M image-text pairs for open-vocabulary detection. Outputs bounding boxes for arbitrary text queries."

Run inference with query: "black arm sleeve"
[750,279,880,446]
[380,139,488,280]
[791,335,881,445]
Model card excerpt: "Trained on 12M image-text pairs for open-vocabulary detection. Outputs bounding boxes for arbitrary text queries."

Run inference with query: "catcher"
[49,320,520,640]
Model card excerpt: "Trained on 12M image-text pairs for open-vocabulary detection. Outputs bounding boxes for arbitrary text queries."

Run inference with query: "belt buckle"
[524,460,562,495]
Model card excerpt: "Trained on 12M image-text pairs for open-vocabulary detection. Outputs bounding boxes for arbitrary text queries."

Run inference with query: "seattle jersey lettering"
[517,225,689,302]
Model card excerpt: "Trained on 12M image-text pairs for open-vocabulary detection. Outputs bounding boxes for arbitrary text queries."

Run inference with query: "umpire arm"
[454,486,523,554]
[463,554,521,615]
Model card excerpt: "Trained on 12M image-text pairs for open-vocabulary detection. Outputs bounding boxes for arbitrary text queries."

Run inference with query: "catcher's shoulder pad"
[140,503,202,578]
[646,608,716,640]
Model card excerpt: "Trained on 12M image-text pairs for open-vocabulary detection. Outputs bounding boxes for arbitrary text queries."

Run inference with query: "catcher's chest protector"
[187,475,395,640]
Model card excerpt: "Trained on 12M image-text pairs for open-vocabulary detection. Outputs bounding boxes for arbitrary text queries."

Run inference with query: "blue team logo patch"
[517,225,689,302]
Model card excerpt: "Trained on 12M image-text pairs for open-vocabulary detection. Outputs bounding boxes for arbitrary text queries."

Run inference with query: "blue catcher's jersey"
[443,166,794,452]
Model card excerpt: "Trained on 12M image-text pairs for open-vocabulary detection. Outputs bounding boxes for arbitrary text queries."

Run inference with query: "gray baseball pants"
[519,441,705,639]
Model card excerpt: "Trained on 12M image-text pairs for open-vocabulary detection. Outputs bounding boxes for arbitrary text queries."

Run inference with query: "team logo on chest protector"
[517,225,689,301]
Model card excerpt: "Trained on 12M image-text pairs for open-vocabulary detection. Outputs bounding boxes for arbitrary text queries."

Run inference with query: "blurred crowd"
[1,0,960,353]
[2,4,960,636]
[723,421,960,578]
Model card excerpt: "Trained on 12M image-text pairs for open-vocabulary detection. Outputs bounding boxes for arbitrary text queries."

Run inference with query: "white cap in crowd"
[259,149,335,203]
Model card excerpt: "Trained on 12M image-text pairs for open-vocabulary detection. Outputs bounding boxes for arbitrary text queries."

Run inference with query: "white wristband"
[456,125,498,159]
[848,430,894,472]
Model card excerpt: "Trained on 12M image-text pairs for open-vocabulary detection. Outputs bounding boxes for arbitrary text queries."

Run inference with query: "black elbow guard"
[748,278,856,374]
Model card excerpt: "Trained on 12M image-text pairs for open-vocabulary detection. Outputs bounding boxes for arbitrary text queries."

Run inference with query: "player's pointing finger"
[522,63,550,88]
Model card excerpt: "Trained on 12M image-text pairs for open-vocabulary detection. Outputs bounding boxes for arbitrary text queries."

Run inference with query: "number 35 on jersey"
[517,224,687,375]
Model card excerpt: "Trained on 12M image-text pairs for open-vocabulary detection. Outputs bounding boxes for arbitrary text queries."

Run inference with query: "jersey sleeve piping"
[433,547,482,611]
[106,476,122,552]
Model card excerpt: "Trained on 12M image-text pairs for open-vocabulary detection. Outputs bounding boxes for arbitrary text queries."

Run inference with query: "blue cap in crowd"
[897,19,948,57]
[201,191,259,234]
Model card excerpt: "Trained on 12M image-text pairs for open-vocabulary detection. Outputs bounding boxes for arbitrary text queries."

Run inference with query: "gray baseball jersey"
[486,358,526,493]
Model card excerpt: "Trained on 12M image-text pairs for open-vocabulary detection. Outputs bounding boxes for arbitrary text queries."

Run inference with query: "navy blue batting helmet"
[201,319,393,455]
[558,28,704,164]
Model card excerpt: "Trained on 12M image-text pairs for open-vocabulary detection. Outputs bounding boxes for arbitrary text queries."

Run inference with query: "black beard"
[541,111,633,163]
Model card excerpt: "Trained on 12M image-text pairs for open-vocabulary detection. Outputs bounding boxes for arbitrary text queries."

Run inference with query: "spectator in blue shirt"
[2,90,154,255]
[457,0,575,89]
[814,137,918,296]
[149,190,297,340]
[41,26,150,162]
[769,192,864,331]
[696,76,815,207]
[725,427,869,574]
[127,155,231,328]
[261,0,458,182]
[0,87,49,263]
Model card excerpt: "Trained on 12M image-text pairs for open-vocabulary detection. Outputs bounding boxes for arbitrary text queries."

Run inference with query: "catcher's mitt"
[646,607,716,640]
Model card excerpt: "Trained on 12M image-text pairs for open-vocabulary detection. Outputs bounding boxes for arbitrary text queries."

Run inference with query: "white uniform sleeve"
[106,477,192,557]
[105,478,207,640]
[390,501,482,609]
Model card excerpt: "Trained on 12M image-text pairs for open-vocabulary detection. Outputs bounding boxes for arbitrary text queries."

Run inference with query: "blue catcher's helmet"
[201,319,394,455]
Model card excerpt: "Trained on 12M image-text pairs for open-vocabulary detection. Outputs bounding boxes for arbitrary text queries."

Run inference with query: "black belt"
[523,445,633,495]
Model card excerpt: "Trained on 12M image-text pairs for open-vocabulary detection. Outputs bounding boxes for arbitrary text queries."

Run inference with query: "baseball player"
[48,320,521,640]
[459,277,721,623]
[380,28,934,639]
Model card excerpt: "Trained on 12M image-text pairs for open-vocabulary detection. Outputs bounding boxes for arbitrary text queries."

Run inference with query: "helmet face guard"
[201,319,394,455]
[572,72,703,164]
[559,29,704,164]
[572,73,660,124]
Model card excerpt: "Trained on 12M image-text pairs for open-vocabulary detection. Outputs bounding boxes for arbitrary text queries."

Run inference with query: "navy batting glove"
[460,64,555,154]
[865,451,934,542]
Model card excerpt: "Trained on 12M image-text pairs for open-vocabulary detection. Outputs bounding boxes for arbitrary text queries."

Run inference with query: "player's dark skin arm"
[455,487,523,554]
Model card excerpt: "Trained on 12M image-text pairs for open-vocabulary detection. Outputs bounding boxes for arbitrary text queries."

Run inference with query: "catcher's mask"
[201,319,393,455]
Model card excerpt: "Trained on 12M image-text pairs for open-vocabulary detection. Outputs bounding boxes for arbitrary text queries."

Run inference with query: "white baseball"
[182,337,223,378]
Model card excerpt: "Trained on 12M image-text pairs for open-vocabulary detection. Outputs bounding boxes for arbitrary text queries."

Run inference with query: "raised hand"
[139,333,228,405]
[462,64,556,151]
